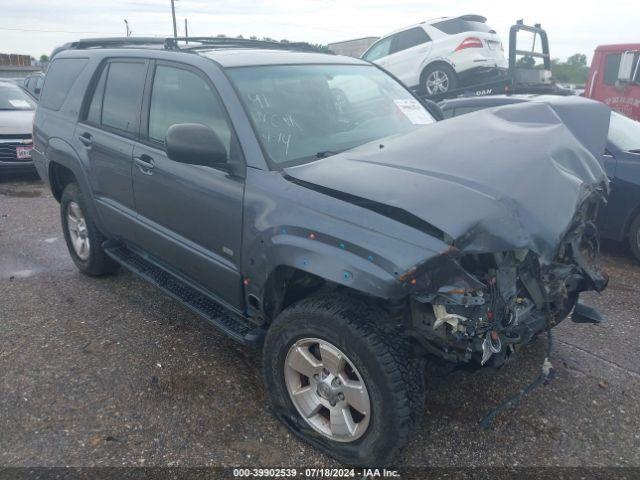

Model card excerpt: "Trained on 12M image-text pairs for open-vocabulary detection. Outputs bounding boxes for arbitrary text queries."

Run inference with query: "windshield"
[0,85,36,110]
[609,111,640,152]
[226,64,434,166]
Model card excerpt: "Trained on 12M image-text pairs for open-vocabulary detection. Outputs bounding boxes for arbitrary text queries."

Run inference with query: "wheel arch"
[419,59,456,86]
[257,247,408,323]
[45,137,106,233]
[624,202,640,239]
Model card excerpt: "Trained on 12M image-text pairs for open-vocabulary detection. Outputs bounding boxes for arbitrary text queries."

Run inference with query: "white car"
[362,15,508,95]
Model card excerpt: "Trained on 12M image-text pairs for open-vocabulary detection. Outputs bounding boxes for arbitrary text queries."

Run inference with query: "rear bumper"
[457,66,508,86]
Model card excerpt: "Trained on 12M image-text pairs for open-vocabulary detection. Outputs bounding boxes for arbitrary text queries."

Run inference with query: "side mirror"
[617,51,635,83]
[34,87,41,95]
[165,123,227,167]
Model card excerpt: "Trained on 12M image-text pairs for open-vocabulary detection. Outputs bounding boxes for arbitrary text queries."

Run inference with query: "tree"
[551,54,589,84]
[39,54,49,62]
[514,53,590,84]
[566,53,587,67]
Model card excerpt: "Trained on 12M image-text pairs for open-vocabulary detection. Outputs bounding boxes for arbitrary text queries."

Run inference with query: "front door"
[594,51,640,121]
[131,61,245,309]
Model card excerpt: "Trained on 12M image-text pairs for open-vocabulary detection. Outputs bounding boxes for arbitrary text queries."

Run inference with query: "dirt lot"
[1,174,640,468]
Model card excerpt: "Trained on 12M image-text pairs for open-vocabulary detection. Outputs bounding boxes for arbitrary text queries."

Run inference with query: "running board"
[103,241,265,349]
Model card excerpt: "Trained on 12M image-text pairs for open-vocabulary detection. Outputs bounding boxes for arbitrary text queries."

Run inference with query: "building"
[0,53,42,79]
[328,37,379,58]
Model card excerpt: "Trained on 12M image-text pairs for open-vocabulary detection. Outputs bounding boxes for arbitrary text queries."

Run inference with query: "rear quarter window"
[39,58,89,110]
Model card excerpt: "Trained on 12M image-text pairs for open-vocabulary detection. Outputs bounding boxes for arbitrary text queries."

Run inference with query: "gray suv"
[33,37,610,465]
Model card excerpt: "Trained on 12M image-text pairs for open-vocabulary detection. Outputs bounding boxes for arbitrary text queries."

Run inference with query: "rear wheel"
[421,63,458,96]
[60,183,118,276]
[629,213,640,262]
[263,294,425,466]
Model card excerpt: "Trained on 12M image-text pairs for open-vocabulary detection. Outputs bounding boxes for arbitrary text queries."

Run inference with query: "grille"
[0,137,32,162]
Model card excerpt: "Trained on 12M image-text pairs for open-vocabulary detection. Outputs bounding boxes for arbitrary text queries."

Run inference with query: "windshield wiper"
[315,150,341,159]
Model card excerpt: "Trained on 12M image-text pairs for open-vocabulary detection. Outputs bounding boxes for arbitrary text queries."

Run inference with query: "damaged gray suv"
[33,37,610,466]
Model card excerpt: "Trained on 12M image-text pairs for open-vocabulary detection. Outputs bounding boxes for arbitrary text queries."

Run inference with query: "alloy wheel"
[66,201,90,261]
[425,70,450,94]
[284,338,371,442]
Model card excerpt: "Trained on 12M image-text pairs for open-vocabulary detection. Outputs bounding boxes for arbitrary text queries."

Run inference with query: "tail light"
[454,37,484,52]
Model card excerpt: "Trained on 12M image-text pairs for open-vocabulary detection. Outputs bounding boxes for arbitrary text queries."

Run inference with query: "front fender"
[241,170,449,306]
[259,229,405,300]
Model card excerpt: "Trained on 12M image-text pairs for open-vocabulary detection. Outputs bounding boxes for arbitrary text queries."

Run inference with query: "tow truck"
[418,20,573,102]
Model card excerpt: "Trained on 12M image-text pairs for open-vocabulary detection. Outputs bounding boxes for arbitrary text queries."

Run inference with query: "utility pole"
[170,0,178,38]
[124,19,131,37]
[184,18,189,44]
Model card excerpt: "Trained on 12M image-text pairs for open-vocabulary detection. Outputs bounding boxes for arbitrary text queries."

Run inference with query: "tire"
[629,213,640,263]
[420,63,458,96]
[60,183,118,276]
[263,293,426,466]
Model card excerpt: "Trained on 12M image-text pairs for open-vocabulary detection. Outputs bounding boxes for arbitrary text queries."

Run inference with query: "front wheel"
[263,294,425,466]
[421,63,458,96]
[629,213,640,263]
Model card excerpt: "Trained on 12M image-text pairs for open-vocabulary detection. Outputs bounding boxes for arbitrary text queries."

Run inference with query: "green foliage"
[549,55,589,84]
[515,53,589,84]
[39,54,49,62]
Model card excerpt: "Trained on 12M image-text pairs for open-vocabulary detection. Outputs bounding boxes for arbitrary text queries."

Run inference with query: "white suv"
[362,15,507,95]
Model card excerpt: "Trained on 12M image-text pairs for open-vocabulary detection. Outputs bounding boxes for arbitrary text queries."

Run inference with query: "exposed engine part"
[481,331,502,365]
[409,194,607,367]
[432,304,467,332]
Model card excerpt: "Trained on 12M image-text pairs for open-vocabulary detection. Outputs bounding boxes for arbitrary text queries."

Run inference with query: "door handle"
[78,132,93,147]
[134,154,155,175]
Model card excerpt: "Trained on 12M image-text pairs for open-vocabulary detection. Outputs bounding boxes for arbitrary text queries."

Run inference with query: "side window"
[35,76,44,90]
[362,37,393,62]
[101,61,147,134]
[85,64,108,125]
[25,77,34,90]
[147,64,234,157]
[604,53,621,86]
[392,28,431,54]
[39,58,89,110]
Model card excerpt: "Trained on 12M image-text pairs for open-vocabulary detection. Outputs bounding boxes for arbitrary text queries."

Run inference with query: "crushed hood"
[285,98,610,263]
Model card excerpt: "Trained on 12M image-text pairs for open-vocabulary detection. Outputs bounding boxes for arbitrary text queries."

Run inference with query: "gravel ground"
[1,174,639,468]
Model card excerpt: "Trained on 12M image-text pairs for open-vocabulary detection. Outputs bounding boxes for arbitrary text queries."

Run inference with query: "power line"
[0,26,163,35]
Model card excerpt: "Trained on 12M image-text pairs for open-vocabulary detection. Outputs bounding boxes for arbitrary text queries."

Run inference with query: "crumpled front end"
[407,187,608,366]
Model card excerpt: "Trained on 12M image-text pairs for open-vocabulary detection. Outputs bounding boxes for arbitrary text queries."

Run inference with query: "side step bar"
[104,241,265,350]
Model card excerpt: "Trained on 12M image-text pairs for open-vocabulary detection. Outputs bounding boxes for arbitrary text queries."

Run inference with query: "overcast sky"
[1,0,638,61]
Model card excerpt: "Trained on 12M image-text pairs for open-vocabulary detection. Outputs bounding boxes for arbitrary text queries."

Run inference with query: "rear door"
[75,58,149,238]
[131,60,245,308]
[385,27,432,87]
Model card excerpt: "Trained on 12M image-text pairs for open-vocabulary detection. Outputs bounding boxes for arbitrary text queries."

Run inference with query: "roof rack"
[64,36,329,54]
[166,36,329,53]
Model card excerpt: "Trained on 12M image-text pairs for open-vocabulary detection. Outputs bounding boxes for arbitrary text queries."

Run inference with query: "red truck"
[584,44,640,121]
